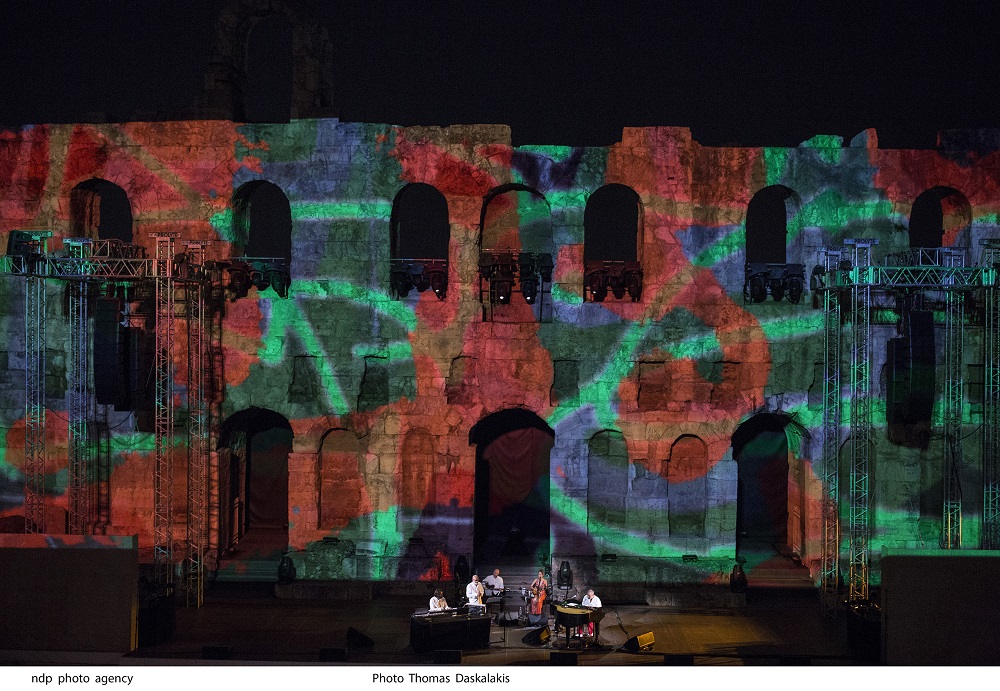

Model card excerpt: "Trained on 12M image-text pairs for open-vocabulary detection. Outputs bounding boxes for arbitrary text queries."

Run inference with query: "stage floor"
[102,584,854,666]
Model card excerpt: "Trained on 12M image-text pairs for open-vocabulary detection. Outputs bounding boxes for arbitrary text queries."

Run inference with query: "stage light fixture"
[390,270,413,298]
[521,277,539,304]
[429,270,448,300]
[491,278,513,304]
[538,254,554,283]
[587,272,607,302]
[268,270,290,298]
[625,270,642,301]
[610,276,626,300]
[787,275,804,303]
[412,267,431,293]
[227,266,252,301]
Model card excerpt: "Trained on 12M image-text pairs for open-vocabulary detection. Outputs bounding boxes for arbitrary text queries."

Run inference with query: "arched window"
[745,185,797,264]
[478,184,553,318]
[583,184,643,302]
[239,14,293,123]
[232,180,292,261]
[909,186,971,248]
[389,184,450,299]
[70,179,133,243]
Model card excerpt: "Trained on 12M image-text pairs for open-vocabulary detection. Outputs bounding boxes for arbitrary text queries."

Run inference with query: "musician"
[483,568,504,596]
[429,589,448,612]
[529,569,548,619]
[579,588,601,636]
[466,574,485,604]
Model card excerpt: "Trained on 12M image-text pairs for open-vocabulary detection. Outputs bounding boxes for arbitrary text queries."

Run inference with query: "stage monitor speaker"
[497,610,519,626]
[346,627,374,649]
[201,645,232,660]
[521,626,550,646]
[623,631,655,653]
[434,649,463,664]
[550,651,578,666]
[319,647,348,662]
[93,298,127,406]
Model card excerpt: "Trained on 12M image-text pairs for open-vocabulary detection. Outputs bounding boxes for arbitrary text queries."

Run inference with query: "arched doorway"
[218,407,292,560]
[733,413,790,554]
[469,409,554,571]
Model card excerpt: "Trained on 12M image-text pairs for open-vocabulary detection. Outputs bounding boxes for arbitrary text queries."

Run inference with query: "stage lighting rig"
[743,262,806,303]
[390,259,448,300]
[585,260,643,302]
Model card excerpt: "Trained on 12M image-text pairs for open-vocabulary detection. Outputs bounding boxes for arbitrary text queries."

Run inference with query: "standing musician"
[466,574,485,605]
[529,569,548,618]
[483,568,504,596]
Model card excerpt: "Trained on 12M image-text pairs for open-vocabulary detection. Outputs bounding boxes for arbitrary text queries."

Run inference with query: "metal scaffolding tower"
[846,239,874,602]
[820,248,844,614]
[22,232,53,533]
[183,241,211,607]
[153,232,177,588]
[66,239,92,534]
[982,241,1000,548]
[821,239,998,603]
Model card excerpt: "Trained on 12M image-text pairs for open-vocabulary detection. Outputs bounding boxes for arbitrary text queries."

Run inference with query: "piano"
[552,603,606,648]
[409,609,491,653]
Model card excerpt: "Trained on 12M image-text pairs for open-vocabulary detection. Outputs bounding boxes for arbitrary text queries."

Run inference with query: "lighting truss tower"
[941,248,965,549]
[23,231,53,533]
[982,241,1000,549]
[820,248,844,615]
[846,239,874,602]
[153,232,178,588]
[65,239,92,534]
[184,241,210,607]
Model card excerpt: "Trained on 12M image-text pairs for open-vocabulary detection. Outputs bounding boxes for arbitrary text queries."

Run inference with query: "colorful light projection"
[1,120,999,582]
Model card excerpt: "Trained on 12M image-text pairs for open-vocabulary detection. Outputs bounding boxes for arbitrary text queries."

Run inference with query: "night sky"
[2,1,999,148]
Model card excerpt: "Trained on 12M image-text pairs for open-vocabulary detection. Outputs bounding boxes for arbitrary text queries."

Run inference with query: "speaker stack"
[886,310,935,447]
[93,298,127,407]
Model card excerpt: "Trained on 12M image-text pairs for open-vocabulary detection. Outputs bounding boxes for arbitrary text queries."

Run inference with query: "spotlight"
[521,277,539,304]
[769,277,785,301]
[749,275,767,303]
[625,270,642,302]
[390,270,413,298]
[412,268,431,293]
[491,279,513,304]
[538,254,554,283]
[227,267,251,301]
[587,272,607,302]
[429,271,447,300]
[787,275,803,304]
[250,268,269,292]
[268,270,290,298]
[610,276,626,300]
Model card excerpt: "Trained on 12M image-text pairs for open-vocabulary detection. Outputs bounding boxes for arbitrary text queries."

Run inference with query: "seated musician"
[483,568,504,597]
[466,574,485,605]
[429,588,448,612]
[579,588,602,636]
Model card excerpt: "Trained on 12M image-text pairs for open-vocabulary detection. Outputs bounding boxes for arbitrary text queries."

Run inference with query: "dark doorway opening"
[470,409,553,571]
[733,413,790,555]
[219,407,293,560]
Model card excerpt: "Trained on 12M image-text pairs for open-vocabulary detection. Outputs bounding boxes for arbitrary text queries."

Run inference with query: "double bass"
[529,575,547,616]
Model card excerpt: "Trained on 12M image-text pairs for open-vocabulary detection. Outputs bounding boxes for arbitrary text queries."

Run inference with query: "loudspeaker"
[521,626,550,646]
[346,627,374,649]
[623,631,655,653]
[319,647,348,662]
[550,651,577,666]
[434,649,462,664]
[93,298,126,406]
[887,311,936,441]
[120,328,155,412]
[496,610,519,626]
[201,645,232,660]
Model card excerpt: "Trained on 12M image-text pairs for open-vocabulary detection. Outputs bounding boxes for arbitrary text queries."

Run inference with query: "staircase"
[741,542,814,589]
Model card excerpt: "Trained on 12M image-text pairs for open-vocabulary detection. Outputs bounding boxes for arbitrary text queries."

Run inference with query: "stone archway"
[469,408,554,571]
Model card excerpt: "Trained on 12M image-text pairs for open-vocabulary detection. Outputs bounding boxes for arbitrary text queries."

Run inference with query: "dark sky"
[2,1,999,148]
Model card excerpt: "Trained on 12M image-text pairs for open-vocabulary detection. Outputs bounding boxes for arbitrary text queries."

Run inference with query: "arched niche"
[584,184,642,263]
[232,180,292,262]
[479,183,553,255]
[667,435,708,538]
[745,185,799,264]
[319,429,364,531]
[70,178,133,243]
[391,183,450,260]
[909,186,971,248]
[587,429,629,535]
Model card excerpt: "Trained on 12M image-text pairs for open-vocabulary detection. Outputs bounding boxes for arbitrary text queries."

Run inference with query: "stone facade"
[1,117,999,594]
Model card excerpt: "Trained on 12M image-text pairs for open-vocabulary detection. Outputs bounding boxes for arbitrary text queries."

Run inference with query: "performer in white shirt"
[466,574,485,604]
[482,568,504,596]
[429,589,448,611]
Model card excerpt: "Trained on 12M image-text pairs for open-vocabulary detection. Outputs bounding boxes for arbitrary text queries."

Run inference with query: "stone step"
[215,558,280,583]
